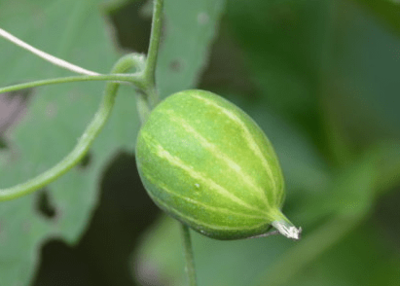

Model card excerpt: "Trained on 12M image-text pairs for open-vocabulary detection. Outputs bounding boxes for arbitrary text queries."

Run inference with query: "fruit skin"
[136,89,291,240]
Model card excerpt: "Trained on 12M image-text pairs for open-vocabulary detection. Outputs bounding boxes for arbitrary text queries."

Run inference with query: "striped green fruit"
[136,89,300,240]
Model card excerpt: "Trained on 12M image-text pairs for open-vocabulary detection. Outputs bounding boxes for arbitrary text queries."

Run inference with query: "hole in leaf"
[0,88,33,136]
[108,0,152,53]
[78,152,93,169]
[169,59,183,72]
[36,189,57,219]
[0,138,8,150]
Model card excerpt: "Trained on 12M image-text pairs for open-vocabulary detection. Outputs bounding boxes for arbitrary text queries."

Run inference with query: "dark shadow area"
[197,20,258,100]
[374,188,400,252]
[108,0,152,53]
[0,138,8,150]
[33,151,160,286]
[78,152,93,169]
[36,189,57,219]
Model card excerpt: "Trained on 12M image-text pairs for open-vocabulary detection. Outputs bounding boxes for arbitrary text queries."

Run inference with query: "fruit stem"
[180,224,198,286]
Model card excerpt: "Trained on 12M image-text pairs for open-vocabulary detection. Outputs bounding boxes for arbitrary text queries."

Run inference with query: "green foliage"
[0,1,122,285]
[0,0,225,285]
[157,0,225,98]
[0,0,399,285]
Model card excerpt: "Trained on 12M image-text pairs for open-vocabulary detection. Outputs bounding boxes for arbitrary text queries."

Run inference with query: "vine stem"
[180,224,198,286]
[144,0,163,87]
[0,28,99,76]
[141,0,164,109]
[0,54,139,201]
[0,73,144,95]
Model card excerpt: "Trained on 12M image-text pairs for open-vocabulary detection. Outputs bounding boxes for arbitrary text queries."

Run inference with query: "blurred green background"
[0,0,399,285]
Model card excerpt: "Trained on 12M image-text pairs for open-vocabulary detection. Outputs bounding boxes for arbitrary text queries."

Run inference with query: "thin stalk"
[134,0,164,124]
[144,0,164,86]
[0,74,143,95]
[180,224,198,286]
[136,93,152,124]
[0,28,99,75]
[0,55,139,201]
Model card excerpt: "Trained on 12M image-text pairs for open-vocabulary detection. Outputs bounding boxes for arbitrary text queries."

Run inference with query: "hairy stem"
[180,224,198,286]
[0,55,139,201]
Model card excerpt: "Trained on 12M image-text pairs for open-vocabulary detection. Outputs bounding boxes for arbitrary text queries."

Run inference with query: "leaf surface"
[0,0,226,284]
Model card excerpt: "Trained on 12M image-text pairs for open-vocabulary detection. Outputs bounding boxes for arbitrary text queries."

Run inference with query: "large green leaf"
[0,0,226,285]
[0,1,123,285]
[353,0,400,36]
[157,0,226,99]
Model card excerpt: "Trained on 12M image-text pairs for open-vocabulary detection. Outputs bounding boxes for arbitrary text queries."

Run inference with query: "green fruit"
[136,89,300,240]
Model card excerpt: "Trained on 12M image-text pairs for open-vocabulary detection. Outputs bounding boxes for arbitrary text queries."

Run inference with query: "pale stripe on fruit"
[145,174,272,220]
[141,132,267,215]
[162,109,271,208]
[191,92,278,198]
[148,191,270,232]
